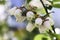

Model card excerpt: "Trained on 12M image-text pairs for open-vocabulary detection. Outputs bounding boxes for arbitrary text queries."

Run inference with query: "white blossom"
[46,17,54,25]
[14,9,22,15]
[26,11,35,21]
[39,20,51,33]
[44,21,51,29]
[14,9,22,21]
[15,10,26,22]
[39,25,48,33]
[29,0,43,9]
[26,22,35,32]
[8,7,17,15]
[35,18,42,27]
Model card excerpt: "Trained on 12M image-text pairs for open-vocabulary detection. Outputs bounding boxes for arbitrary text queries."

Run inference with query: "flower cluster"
[8,7,26,22]
[26,0,54,33]
[8,0,54,33]
[26,11,54,33]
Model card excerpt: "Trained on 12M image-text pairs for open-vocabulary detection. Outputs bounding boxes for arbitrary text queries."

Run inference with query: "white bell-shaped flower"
[14,9,23,22]
[39,25,48,33]
[26,11,35,21]
[44,21,51,29]
[35,18,42,27]
[8,7,17,15]
[39,20,52,33]
[14,9,22,15]
[26,22,35,32]
[46,17,54,25]
[29,0,43,9]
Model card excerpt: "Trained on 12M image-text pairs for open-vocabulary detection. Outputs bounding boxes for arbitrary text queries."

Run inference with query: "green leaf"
[53,4,60,8]
[47,31,60,40]
[0,0,5,4]
[53,0,60,8]
[34,34,51,40]
[53,0,60,2]
[50,33,60,39]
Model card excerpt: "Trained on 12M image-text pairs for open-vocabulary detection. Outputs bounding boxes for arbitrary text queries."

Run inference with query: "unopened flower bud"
[26,11,35,21]
[35,18,42,26]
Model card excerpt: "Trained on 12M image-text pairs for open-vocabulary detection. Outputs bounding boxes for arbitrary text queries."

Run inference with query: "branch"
[40,0,55,33]
[40,0,49,17]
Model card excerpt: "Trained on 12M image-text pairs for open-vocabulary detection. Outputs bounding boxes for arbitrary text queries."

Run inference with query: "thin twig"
[40,0,49,17]
[40,0,55,33]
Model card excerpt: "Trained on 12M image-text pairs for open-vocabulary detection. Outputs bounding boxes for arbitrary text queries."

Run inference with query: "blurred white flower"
[5,0,12,10]
[0,5,5,13]
[8,7,17,15]
[0,13,7,22]
[26,22,35,32]
[55,28,60,34]
[3,33,9,40]
[0,5,7,23]
[26,11,35,21]
[29,0,43,9]
[35,18,42,27]
[12,37,18,40]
